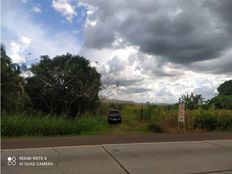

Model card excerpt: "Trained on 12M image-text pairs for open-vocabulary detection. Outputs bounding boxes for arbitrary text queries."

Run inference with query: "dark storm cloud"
[118,2,229,64]
[205,0,232,34]
[114,79,144,87]
[102,77,144,87]
[84,22,115,49]
[82,0,232,74]
[190,53,232,75]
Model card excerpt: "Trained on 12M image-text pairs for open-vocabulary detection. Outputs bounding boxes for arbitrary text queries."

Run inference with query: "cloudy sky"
[1,0,232,103]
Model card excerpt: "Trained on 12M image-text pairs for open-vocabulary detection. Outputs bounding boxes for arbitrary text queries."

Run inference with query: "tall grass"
[144,105,178,129]
[1,114,109,137]
[145,105,232,131]
[2,105,232,137]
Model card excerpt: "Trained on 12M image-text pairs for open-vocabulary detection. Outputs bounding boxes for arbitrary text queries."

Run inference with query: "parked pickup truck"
[108,110,122,123]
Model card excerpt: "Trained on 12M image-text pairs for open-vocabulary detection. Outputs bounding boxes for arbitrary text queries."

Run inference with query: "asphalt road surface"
[1,140,232,174]
[2,132,232,149]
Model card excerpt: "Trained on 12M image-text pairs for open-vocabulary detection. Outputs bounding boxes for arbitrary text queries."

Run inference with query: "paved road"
[1,140,232,174]
[2,132,232,149]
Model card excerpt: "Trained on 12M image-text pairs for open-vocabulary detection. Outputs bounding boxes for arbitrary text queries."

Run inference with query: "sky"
[1,0,232,103]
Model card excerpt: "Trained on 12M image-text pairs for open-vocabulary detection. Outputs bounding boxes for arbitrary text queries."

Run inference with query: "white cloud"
[3,2,81,64]
[31,6,42,13]
[80,45,231,103]
[84,4,98,28]
[52,0,77,23]
[21,36,32,45]
[8,36,32,63]
[86,20,97,27]
[77,0,232,103]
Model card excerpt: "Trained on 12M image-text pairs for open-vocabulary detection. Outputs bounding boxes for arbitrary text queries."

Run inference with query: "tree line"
[1,45,101,118]
[1,44,232,118]
[180,80,232,110]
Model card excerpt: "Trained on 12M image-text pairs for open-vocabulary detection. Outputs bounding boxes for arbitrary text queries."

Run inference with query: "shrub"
[147,122,162,133]
[217,110,232,129]
[191,109,232,130]
[209,95,232,109]
[193,114,218,130]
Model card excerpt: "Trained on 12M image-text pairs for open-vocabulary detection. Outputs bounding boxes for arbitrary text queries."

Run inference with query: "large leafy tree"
[217,80,232,96]
[1,45,26,113]
[25,53,101,117]
[209,80,232,109]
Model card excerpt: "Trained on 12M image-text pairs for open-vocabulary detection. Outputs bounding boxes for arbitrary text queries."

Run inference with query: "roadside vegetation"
[1,114,109,136]
[1,45,232,137]
[2,105,232,137]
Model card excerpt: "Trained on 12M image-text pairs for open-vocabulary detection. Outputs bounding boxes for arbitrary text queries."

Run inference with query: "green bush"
[147,122,162,133]
[217,110,232,129]
[191,109,232,130]
[209,95,232,109]
[193,114,218,130]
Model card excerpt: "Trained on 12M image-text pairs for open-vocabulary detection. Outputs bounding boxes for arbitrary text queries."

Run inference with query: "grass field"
[1,104,232,137]
[1,114,109,137]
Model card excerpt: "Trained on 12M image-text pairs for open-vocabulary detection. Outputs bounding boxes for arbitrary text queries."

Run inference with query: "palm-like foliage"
[180,93,205,110]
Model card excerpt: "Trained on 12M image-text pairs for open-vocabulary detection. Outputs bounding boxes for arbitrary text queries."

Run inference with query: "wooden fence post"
[140,105,143,122]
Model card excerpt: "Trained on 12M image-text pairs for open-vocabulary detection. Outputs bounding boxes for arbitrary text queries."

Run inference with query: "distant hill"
[102,98,135,104]
[100,97,176,105]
